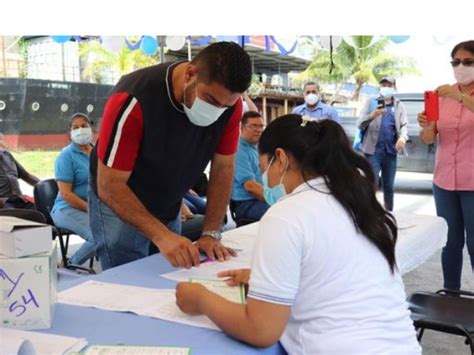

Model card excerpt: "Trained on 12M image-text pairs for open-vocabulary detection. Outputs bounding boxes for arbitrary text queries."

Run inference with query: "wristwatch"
[202,230,222,241]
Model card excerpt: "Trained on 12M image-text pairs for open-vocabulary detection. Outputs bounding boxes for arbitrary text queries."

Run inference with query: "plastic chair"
[33,179,95,274]
[229,200,258,228]
[0,208,47,224]
[407,289,474,354]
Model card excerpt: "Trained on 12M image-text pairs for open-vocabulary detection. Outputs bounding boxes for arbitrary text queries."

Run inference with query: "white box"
[0,243,57,329]
[0,216,52,258]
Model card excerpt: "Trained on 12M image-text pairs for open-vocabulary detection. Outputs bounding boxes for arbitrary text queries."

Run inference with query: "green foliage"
[11,150,60,179]
[300,36,419,100]
[78,41,158,83]
[17,37,28,78]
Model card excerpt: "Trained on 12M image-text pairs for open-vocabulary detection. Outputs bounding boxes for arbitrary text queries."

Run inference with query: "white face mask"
[183,81,227,127]
[380,87,395,98]
[71,127,92,145]
[453,65,474,85]
[305,93,319,106]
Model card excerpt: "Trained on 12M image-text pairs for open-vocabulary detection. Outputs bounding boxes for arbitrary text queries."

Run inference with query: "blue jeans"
[51,205,96,265]
[366,152,397,211]
[88,189,182,270]
[433,184,474,290]
[234,199,270,221]
[183,193,207,215]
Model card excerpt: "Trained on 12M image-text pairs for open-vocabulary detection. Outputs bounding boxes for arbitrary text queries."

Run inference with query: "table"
[221,211,448,275]
[40,249,284,355]
[39,212,446,354]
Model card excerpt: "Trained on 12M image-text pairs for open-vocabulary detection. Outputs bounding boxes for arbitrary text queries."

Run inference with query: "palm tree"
[301,36,419,100]
[78,41,158,84]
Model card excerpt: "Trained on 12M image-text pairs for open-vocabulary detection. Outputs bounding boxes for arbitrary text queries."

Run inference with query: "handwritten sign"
[0,243,57,330]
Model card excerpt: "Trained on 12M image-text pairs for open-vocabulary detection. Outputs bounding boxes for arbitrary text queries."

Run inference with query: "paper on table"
[83,345,191,355]
[161,250,252,282]
[190,279,245,304]
[0,327,87,355]
[58,281,220,331]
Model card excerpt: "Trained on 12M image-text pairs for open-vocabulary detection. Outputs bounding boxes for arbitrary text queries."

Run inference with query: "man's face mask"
[183,80,227,127]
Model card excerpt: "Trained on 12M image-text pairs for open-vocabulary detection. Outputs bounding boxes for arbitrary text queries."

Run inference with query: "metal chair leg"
[417,328,425,342]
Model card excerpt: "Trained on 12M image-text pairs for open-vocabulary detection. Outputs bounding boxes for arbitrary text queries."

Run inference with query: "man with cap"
[356,75,409,211]
[292,81,341,124]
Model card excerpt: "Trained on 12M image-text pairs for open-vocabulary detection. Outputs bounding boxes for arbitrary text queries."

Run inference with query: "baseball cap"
[379,76,396,85]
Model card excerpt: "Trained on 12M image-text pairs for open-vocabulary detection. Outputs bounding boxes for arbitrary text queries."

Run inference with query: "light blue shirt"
[292,101,341,124]
[232,138,263,201]
[52,143,90,212]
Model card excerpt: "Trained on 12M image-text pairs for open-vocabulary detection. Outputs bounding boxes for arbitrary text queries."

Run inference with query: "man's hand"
[195,236,237,262]
[217,269,251,286]
[176,282,208,315]
[156,234,201,269]
[395,137,406,152]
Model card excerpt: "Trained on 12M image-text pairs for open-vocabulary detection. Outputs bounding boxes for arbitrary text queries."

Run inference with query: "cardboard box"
[0,242,57,330]
[0,216,52,258]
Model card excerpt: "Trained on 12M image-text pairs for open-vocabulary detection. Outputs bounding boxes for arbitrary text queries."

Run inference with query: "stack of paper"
[189,278,245,304]
[58,281,220,331]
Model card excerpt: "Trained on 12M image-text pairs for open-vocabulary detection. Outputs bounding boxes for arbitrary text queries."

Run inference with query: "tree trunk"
[351,80,364,101]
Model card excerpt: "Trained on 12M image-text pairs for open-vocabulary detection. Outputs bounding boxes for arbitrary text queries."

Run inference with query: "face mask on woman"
[262,156,288,205]
[71,127,93,145]
[453,65,474,85]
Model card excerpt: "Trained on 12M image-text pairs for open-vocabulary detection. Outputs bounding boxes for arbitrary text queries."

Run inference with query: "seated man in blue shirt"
[292,81,341,124]
[231,111,269,221]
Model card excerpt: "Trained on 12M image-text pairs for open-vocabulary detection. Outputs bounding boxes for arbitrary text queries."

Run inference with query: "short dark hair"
[451,40,474,58]
[241,111,262,126]
[191,42,252,93]
[68,113,92,130]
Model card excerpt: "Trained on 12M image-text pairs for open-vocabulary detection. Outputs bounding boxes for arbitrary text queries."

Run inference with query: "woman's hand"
[436,84,462,102]
[417,111,436,129]
[369,108,386,120]
[176,282,208,315]
[217,269,251,286]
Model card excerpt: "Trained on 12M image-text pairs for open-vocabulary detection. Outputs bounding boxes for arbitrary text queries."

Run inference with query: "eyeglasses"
[245,124,265,131]
[450,59,474,67]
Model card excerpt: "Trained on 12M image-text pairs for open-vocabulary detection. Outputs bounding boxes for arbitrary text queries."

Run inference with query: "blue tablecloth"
[39,254,285,355]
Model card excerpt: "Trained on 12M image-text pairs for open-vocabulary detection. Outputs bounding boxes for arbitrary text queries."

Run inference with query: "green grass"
[11,150,60,179]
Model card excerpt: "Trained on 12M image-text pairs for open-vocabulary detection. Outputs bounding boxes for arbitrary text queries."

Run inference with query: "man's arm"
[97,161,200,268]
[13,156,40,186]
[243,180,264,201]
[196,153,237,260]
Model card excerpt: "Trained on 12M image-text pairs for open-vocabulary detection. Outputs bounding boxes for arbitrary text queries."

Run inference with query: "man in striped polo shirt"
[89,42,252,270]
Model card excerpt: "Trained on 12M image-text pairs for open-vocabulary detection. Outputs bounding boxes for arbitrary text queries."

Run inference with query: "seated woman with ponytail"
[176,115,420,354]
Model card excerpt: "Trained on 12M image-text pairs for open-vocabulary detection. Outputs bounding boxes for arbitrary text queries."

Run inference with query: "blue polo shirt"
[232,138,263,201]
[52,143,90,212]
[375,103,397,156]
[292,101,341,124]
